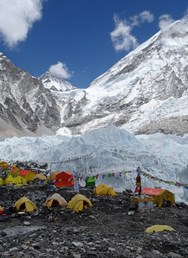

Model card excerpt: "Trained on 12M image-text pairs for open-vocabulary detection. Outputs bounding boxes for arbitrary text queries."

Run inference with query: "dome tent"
[94,184,116,196]
[54,171,74,187]
[34,173,47,181]
[44,193,67,208]
[0,161,9,170]
[85,176,96,187]
[14,197,37,213]
[67,194,92,213]
[4,175,27,186]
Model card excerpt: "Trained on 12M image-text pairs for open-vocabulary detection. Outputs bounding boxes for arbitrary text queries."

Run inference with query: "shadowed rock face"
[0,53,61,136]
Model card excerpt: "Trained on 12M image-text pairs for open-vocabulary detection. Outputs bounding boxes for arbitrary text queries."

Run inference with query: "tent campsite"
[142,187,175,208]
[4,175,27,186]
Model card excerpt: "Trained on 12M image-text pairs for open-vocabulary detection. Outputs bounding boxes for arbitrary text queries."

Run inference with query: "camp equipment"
[130,196,154,211]
[0,161,9,170]
[145,225,175,233]
[14,197,37,212]
[94,184,116,196]
[44,193,67,208]
[4,175,27,186]
[142,188,175,208]
[67,194,92,213]
[85,176,96,187]
[55,171,74,187]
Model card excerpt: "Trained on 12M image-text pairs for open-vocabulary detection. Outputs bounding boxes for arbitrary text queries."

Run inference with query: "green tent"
[85,176,96,187]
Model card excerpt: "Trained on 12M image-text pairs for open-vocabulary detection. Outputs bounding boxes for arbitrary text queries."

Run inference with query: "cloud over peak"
[111,10,154,52]
[158,14,175,30]
[49,62,72,80]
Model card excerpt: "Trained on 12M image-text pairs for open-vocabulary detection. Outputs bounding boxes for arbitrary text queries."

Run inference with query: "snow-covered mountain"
[56,19,188,136]
[40,71,76,92]
[1,18,188,137]
[0,53,61,137]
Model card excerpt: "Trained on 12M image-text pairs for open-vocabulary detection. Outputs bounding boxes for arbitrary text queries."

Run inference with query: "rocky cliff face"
[0,53,61,137]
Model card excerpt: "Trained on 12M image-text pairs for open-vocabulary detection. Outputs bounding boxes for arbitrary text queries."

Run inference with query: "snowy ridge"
[52,18,188,136]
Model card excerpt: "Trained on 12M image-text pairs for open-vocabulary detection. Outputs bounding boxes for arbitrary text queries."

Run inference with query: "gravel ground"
[0,183,188,258]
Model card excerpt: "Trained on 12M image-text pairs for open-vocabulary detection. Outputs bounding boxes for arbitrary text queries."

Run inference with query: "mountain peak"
[40,71,76,92]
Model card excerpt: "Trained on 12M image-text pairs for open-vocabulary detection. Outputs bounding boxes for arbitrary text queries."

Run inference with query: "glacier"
[0,125,187,203]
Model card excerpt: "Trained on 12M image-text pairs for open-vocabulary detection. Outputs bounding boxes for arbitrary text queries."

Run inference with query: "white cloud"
[140,10,154,23]
[131,10,154,26]
[49,62,72,79]
[111,11,154,52]
[158,14,174,30]
[110,15,138,52]
[0,0,44,48]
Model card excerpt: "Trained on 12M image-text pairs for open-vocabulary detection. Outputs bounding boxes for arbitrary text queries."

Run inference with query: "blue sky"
[0,0,188,88]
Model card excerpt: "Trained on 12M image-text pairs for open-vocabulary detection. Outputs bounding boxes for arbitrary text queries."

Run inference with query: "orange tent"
[19,170,31,176]
[142,187,175,208]
[10,164,20,175]
[142,188,164,195]
[54,171,74,187]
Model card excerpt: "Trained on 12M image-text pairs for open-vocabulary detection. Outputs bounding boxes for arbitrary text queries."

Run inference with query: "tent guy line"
[89,171,187,188]
[49,152,94,165]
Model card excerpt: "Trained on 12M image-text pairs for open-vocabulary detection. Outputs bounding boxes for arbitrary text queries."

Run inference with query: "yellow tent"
[145,225,175,234]
[44,193,67,208]
[4,175,15,185]
[34,173,47,181]
[24,171,37,182]
[0,177,4,186]
[67,194,92,213]
[0,161,9,170]
[13,176,27,186]
[14,197,37,212]
[94,184,117,196]
[4,175,26,186]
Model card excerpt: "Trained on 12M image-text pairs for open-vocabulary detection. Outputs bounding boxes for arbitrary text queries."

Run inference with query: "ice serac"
[0,53,61,137]
[57,19,188,135]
